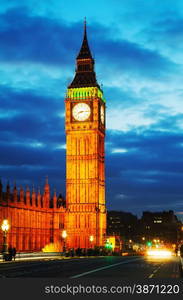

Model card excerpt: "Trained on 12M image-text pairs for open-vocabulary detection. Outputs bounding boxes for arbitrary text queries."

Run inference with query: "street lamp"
[89,235,94,248]
[62,230,67,254]
[1,219,10,253]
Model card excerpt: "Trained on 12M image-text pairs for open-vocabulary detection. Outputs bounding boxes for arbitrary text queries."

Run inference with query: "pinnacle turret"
[44,175,50,193]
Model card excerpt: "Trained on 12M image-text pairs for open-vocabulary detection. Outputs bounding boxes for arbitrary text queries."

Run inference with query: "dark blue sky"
[0,0,183,219]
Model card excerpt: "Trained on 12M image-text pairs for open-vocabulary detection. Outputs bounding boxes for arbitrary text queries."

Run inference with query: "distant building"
[139,210,182,244]
[107,211,138,241]
[107,210,183,246]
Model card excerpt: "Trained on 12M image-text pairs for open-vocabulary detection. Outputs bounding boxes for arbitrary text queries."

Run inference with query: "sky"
[0,0,183,219]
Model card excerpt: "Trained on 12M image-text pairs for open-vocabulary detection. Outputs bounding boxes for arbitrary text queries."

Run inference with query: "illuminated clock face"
[100,105,105,124]
[72,103,91,121]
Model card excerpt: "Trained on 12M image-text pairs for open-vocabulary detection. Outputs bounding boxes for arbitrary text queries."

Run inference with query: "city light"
[89,235,94,242]
[66,87,106,103]
[62,230,67,239]
[62,230,67,253]
[146,249,172,259]
[1,219,10,253]
[1,219,10,232]
[105,239,113,250]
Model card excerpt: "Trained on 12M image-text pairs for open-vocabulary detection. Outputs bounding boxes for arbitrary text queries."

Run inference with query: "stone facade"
[0,179,65,252]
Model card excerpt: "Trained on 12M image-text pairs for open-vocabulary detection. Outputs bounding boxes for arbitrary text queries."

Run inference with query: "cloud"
[0,7,177,79]
[105,128,183,214]
[0,85,66,192]
[138,16,183,62]
[0,3,183,216]
[0,8,77,65]
[111,148,128,154]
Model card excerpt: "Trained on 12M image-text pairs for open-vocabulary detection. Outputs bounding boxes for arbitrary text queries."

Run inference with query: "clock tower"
[65,22,106,249]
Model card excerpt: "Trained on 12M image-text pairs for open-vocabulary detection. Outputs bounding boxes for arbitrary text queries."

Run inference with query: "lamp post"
[1,219,10,254]
[89,235,94,248]
[62,230,67,254]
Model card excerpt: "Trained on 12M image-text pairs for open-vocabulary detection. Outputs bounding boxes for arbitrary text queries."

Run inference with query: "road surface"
[0,255,181,278]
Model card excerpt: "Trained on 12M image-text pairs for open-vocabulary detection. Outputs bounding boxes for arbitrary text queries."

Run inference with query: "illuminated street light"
[62,230,67,239]
[1,219,10,253]
[89,235,94,242]
[1,219,9,232]
[62,230,67,253]
[89,235,94,248]
[142,237,145,241]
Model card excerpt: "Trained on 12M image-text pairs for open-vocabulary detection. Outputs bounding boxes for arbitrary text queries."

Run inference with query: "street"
[0,255,181,278]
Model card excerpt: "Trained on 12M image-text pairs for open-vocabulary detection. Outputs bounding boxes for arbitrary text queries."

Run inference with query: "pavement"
[0,254,181,278]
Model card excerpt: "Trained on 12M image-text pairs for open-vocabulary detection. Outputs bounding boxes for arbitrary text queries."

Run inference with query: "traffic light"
[146,241,152,247]
[105,240,113,250]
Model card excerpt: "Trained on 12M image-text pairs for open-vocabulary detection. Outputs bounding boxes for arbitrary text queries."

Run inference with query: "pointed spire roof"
[32,184,35,193]
[6,181,10,190]
[77,19,93,60]
[45,175,49,185]
[68,19,100,89]
[44,175,50,192]
[13,181,17,189]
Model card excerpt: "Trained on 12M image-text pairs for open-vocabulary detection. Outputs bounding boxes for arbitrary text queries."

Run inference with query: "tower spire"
[76,18,93,60]
[84,17,86,34]
[68,20,100,89]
